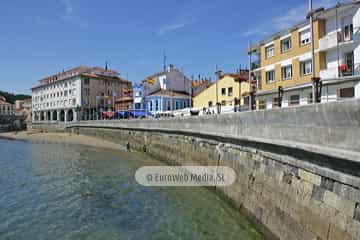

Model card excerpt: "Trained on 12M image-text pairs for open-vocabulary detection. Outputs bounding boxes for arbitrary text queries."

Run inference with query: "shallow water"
[0,138,263,240]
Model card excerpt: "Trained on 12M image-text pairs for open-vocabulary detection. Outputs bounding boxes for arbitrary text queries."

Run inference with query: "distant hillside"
[0,91,31,104]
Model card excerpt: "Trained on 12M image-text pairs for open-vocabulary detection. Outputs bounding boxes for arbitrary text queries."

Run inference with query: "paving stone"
[311,185,326,202]
[320,176,335,191]
[323,191,356,218]
[282,172,293,185]
[346,218,360,239]
[328,224,352,240]
[333,182,360,203]
[299,169,321,186]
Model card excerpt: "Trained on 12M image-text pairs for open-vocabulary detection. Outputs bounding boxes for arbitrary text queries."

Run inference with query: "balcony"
[251,60,261,70]
[318,30,354,52]
[320,67,338,79]
[320,63,360,79]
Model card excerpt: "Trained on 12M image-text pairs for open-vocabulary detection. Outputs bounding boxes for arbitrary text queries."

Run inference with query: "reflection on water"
[0,139,263,240]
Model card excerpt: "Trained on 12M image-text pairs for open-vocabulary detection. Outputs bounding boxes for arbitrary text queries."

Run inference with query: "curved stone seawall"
[33,99,360,239]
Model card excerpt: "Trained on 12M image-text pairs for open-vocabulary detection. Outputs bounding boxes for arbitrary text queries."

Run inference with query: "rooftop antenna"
[163,53,167,72]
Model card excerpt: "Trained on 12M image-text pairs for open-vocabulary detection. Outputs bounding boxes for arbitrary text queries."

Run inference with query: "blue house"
[142,64,192,114]
[145,89,191,114]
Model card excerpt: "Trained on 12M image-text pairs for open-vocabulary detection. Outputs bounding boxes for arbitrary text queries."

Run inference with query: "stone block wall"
[66,126,360,240]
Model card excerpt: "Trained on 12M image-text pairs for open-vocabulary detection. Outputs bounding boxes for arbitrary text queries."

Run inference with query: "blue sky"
[0,0,341,94]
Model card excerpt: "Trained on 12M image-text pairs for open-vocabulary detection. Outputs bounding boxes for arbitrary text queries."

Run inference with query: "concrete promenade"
[67,99,360,161]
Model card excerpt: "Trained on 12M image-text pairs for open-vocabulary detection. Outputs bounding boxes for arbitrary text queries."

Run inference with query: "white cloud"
[241,28,269,37]
[158,23,186,35]
[242,0,343,38]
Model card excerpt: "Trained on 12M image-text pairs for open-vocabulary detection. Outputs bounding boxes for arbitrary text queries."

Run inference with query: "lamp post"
[309,0,316,103]
[215,68,222,114]
[307,0,324,103]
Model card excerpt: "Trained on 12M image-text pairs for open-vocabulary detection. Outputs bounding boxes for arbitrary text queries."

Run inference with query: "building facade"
[15,99,32,112]
[193,72,249,110]
[32,66,132,122]
[248,1,360,109]
[114,81,133,111]
[142,64,192,114]
[146,89,191,113]
[0,96,14,116]
[133,84,145,110]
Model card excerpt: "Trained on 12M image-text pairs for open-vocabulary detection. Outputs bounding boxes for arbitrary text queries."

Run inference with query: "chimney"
[167,64,174,72]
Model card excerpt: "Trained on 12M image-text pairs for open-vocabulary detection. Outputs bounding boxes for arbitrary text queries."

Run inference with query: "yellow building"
[193,72,249,109]
[249,1,360,109]
[249,19,326,109]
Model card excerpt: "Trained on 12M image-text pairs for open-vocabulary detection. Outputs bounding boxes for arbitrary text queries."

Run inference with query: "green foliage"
[0,90,31,104]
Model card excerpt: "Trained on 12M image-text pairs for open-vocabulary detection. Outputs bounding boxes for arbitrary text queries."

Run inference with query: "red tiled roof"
[221,72,249,82]
[0,100,12,105]
[192,79,211,88]
[115,97,133,103]
[33,66,130,89]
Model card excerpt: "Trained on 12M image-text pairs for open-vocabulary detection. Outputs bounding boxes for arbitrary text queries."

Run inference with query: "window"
[266,70,275,83]
[208,101,213,107]
[244,96,250,106]
[272,97,279,107]
[258,100,266,110]
[221,88,226,96]
[221,100,226,106]
[343,23,353,41]
[255,74,262,90]
[149,101,153,111]
[300,28,311,46]
[344,52,354,76]
[289,95,300,106]
[308,93,313,104]
[282,65,292,80]
[281,37,292,52]
[339,87,354,98]
[266,44,274,58]
[228,87,233,97]
[155,100,159,111]
[300,60,312,76]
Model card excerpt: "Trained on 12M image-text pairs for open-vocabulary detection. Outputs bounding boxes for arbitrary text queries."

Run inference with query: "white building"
[142,64,192,114]
[0,96,14,116]
[32,66,131,122]
[318,1,360,102]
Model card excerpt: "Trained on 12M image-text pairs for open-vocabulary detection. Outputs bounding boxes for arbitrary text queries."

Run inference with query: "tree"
[0,90,31,104]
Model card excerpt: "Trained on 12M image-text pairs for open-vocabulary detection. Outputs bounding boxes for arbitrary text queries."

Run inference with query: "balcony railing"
[251,60,261,70]
[319,29,356,51]
[320,63,360,79]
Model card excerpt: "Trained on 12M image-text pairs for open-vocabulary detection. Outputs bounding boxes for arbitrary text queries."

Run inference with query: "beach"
[0,131,124,151]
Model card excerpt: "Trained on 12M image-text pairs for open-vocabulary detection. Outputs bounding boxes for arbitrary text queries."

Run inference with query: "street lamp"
[307,0,324,103]
[215,69,222,114]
